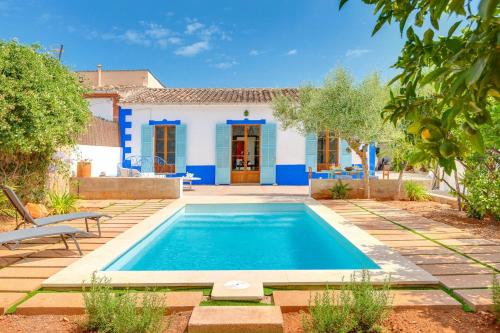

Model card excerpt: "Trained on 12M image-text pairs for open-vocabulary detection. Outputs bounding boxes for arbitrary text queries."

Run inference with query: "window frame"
[154,125,176,174]
[317,131,340,171]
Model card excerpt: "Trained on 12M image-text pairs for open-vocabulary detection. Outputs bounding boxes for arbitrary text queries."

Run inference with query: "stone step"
[439,274,494,289]
[211,280,264,301]
[15,291,203,315]
[454,289,494,311]
[0,292,26,314]
[273,290,461,313]
[188,306,283,333]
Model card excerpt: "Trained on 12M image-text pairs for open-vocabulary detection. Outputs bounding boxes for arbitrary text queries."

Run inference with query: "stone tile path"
[321,199,499,311]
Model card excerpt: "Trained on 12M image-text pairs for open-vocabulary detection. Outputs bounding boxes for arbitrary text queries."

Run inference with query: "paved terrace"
[0,193,497,319]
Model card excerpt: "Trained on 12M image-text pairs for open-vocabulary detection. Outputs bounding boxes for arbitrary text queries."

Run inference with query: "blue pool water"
[104,204,379,271]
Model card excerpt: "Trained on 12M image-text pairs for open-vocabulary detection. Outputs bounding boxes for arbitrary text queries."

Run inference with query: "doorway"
[231,125,260,183]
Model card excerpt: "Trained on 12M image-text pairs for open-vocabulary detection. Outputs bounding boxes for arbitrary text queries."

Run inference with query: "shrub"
[0,184,16,218]
[302,271,392,333]
[493,275,500,321]
[83,273,166,333]
[329,180,352,199]
[48,192,78,214]
[302,288,354,333]
[404,181,429,201]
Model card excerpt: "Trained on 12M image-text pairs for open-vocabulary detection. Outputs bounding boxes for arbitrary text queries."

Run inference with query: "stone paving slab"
[374,233,424,241]
[454,245,500,254]
[0,267,63,279]
[273,290,461,313]
[439,238,497,246]
[0,292,26,314]
[439,274,494,289]
[468,253,500,263]
[396,247,455,256]
[0,278,44,292]
[454,289,494,311]
[188,306,283,333]
[11,257,78,268]
[0,257,22,268]
[417,263,493,275]
[15,291,204,315]
[384,239,441,248]
[212,281,264,301]
[404,254,474,265]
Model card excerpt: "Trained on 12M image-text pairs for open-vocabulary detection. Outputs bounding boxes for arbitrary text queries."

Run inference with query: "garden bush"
[404,181,429,201]
[83,274,166,333]
[302,270,391,333]
[329,180,352,199]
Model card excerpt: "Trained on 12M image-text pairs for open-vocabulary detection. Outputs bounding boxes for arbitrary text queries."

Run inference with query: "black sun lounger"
[0,225,90,255]
[1,185,110,237]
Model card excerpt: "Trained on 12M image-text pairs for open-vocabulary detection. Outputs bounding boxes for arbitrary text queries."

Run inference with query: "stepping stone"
[0,257,22,268]
[440,238,496,246]
[11,257,78,268]
[0,267,62,278]
[418,263,493,275]
[16,293,85,315]
[469,253,500,263]
[374,233,423,241]
[0,278,44,292]
[273,290,460,313]
[188,306,283,333]
[404,254,473,265]
[396,247,453,256]
[0,292,26,314]
[384,240,439,248]
[439,274,494,289]
[454,245,500,254]
[454,289,494,311]
[212,280,264,301]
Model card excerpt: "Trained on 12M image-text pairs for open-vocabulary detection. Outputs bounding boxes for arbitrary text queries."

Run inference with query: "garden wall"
[71,177,182,200]
[310,178,432,200]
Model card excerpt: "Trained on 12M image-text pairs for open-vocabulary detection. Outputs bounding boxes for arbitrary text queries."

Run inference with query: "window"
[317,131,339,171]
[154,125,176,173]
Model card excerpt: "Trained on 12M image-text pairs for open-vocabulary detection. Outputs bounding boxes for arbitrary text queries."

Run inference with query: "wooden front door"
[154,125,176,174]
[231,125,261,183]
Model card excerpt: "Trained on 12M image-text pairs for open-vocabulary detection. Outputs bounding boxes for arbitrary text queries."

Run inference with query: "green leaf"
[420,67,447,85]
[447,21,462,37]
[339,0,349,9]
[478,0,499,19]
[469,132,485,153]
[407,121,422,135]
[423,29,434,45]
[466,56,489,87]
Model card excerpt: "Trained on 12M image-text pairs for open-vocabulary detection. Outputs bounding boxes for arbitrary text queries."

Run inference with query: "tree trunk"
[362,145,370,199]
[454,170,462,211]
[396,162,407,200]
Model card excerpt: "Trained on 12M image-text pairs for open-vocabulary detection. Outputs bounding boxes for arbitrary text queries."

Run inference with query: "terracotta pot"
[77,161,92,177]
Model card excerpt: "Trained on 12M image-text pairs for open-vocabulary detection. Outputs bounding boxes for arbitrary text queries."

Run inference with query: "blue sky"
[0,0,409,87]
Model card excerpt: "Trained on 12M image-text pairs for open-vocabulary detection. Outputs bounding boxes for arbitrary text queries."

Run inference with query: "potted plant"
[77,158,92,177]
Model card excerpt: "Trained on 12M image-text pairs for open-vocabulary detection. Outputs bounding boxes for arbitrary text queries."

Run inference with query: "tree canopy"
[273,67,389,197]
[0,40,90,199]
[340,0,499,173]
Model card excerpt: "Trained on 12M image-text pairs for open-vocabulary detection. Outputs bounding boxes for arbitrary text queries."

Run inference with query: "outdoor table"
[183,177,201,190]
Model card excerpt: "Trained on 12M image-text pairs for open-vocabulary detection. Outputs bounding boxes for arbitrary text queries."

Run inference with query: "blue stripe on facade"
[167,165,216,185]
[226,118,266,125]
[149,119,181,125]
[276,165,309,185]
[118,107,133,167]
[369,144,376,175]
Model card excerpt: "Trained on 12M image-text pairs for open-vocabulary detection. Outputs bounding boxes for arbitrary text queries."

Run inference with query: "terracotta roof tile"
[116,88,298,105]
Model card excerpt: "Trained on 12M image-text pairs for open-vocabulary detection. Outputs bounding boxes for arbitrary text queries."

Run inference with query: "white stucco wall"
[71,145,121,177]
[122,104,307,166]
[88,98,114,121]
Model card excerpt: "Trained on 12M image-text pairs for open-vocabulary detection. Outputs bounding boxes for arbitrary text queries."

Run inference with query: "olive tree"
[0,40,90,200]
[273,68,389,198]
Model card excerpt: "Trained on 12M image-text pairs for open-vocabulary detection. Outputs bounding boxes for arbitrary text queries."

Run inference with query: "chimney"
[97,64,102,87]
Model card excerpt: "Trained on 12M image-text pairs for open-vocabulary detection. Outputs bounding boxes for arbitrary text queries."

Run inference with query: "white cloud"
[345,48,371,57]
[145,23,170,39]
[211,61,238,69]
[286,49,298,56]
[186,21,204,34]
[157,36,182,48]
[175,41,209,56]
[249,49,262,56]
[123,29,150,46]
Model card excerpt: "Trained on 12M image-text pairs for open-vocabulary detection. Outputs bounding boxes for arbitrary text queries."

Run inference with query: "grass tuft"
[404,181,430,201]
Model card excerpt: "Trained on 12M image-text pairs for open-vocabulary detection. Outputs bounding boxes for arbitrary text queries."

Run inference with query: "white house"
[78,68,376,185]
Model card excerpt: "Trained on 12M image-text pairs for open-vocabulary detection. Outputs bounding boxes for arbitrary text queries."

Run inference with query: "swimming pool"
[105,203,379,271]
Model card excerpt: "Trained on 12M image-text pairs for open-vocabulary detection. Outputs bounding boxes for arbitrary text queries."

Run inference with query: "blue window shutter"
[260,123,277,185]
[175,124,187,174]
[141,124,154,173]
[340,139,352,169]
[305,133,317,172]
[215,124,231,184]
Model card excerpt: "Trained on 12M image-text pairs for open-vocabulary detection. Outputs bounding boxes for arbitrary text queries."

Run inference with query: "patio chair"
[0,225,89,255]
[1,185,110,237]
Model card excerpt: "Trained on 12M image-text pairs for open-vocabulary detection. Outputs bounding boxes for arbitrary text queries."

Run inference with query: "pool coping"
[42,196,438,289]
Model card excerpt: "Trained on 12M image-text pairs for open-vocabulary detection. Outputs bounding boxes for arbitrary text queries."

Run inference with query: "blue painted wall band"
[149,119,181,125]
[118,107,133,167]
[226,118,266,125]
